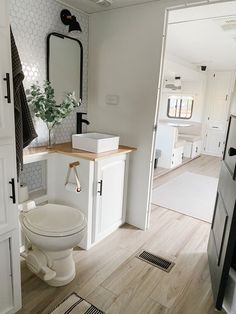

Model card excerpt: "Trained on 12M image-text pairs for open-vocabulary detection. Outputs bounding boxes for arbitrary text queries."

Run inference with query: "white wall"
[88,0,225,230]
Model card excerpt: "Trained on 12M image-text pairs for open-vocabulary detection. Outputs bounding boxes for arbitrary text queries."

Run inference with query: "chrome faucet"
[76,112,90,134]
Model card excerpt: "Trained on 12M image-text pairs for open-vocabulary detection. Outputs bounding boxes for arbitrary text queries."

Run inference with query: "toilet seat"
[21,204,86,237]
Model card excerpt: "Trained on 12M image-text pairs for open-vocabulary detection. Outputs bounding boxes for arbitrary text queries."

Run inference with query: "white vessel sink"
[72,133,120,153]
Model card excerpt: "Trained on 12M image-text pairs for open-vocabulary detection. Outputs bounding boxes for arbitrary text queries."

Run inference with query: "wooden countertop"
[23,142,136,162]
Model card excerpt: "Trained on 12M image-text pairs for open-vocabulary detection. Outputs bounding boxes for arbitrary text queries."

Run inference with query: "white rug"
[152,172,218,223]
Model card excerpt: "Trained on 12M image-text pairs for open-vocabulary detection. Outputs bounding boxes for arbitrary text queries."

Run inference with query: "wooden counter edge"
[23,143,137,162]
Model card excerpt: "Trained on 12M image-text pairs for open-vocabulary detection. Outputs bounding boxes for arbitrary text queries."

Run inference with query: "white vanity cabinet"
[46,148,131,250]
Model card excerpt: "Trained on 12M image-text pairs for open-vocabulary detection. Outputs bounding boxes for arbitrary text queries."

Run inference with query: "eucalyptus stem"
[27,81,81,147]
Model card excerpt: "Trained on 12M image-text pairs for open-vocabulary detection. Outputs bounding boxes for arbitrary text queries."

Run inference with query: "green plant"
[27,81,81,146]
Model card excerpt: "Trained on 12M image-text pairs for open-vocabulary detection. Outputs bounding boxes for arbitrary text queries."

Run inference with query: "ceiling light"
[175,76,181,89]
[165,77,181,91]
[90,0,113,7]
[214,16,236,32]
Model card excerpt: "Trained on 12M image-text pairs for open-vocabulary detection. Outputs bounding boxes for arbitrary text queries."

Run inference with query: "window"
[167,95,194,119]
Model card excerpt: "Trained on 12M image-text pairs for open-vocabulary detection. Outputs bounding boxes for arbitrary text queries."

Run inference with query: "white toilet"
[19,201,86,287]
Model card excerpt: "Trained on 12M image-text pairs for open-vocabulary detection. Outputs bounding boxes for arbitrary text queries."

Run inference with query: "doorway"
[152,1,236,222]
[148,1,236,312]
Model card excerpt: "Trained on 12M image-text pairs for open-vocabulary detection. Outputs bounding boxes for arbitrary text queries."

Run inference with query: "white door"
[93,155,126,242]
[207,72,232,128]
[0,145,18,234]
[0,3,14,140]
[204,71,235,156]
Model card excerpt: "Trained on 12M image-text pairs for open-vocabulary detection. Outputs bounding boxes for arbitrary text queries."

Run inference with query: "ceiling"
[59,0,157,13]
[60,0,236,70]
[166,1,236,70]
[166,18,236,70]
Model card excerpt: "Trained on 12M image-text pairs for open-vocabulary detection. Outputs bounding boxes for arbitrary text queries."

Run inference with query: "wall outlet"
[106,95,119,105]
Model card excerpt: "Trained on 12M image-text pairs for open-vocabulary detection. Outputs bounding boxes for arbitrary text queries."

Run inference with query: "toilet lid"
[22,204,86,237]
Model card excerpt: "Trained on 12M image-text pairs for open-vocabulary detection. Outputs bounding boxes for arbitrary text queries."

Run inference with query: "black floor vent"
[137,250,175,273]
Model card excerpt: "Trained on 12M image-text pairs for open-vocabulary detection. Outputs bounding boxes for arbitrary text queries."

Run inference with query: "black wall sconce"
[61,9,82,32]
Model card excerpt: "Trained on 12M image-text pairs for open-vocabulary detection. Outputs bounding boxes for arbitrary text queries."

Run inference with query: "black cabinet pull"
[3,73,11,103]
[9,178,16,204]
[98,180,103,196]
[228,147,236,157]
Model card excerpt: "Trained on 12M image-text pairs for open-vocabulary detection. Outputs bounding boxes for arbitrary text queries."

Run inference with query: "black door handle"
[98,180,103,196]
[9,178,16,204]
[228,147,236,157]
[3,73,11,103]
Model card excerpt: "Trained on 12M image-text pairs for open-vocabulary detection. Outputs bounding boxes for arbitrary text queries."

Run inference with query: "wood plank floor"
[153,154,222,189]
[18,155,223,314]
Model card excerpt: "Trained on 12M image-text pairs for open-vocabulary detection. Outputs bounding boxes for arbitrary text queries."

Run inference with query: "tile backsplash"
[10,0,89,192]
[20,161,46,192]
[9,0,89,147]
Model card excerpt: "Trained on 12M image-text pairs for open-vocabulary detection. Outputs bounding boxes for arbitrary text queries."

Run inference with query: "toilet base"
[25,247,76,287]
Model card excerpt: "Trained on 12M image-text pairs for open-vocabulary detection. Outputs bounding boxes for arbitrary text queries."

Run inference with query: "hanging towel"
[10,28,38,178]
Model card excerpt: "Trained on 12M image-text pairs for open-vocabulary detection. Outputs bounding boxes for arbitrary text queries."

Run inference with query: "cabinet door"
[205,130,225,157]
[192,140,202,158]
[171,147,183,168]
[0,145,18,234]
[204,71,235,158]
[93,155,126,242]
[0,5,14,140]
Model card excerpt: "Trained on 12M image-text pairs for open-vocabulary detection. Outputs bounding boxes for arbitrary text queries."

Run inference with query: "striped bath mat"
[49,293,104,314]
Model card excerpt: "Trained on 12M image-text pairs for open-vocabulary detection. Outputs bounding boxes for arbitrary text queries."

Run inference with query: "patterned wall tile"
[9,0,89,146]
[20,161,46,192]
[10,0,89,191]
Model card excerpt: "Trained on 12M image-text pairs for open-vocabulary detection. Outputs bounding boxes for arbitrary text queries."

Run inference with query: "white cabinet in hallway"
[204,129,225,157]
[191,140,202,158]
[171,146,184,168]
[204,71,236,157]
[156,124,185,169]
[179,134,202,159]
[0,1,21,313]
